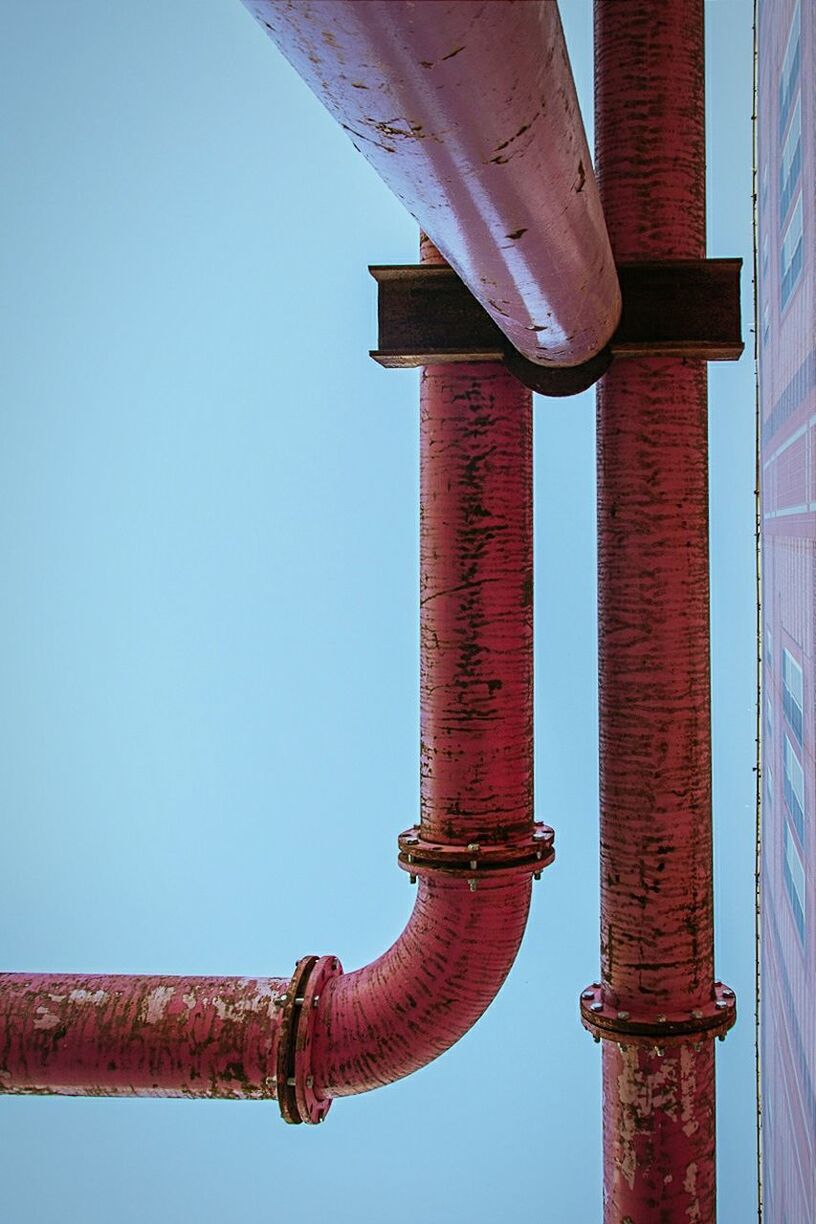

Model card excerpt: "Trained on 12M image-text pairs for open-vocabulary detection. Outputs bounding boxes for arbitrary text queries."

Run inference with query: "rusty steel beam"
[243,0,620,369]
[0,233,547,1120]
[369,258,744,395]
[581,2,735,1220]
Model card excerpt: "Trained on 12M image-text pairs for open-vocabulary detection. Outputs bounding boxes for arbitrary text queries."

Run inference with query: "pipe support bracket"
[370,259,744,397]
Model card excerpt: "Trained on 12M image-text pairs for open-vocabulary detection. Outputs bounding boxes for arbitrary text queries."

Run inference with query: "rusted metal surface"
[397,821,554,884]
[0,974,289,1097]
[591,1,735,1218]
[243,0,620,368]
[309,234,539,1097]
[276,954,342,1124]
[370,259,744,390]
[580,980,736,1049]
[603,1044,717,1221]
[1,236,540,1114]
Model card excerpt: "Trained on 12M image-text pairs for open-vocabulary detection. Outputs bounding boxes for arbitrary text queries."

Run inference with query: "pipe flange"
[579,979,737,1050]
[397,822,554,887]
[276,954,343,1124]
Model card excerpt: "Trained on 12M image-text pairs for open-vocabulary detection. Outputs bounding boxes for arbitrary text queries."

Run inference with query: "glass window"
[780,95,802,219]
[779,0,801,137]
[784,734,805,840]
[780,194,803,308]
[782,648,804,741]
[784,820,806,938]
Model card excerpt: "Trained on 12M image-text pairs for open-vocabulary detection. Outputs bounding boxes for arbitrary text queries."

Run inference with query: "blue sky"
[0,2,757,1219]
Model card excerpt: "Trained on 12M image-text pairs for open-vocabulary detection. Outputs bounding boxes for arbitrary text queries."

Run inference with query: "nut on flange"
[397,822,555,886]
[578,980,737,1048]
[277,954,343,1124]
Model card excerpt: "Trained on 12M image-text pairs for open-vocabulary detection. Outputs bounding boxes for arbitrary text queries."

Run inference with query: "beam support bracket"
[370,259,743,397]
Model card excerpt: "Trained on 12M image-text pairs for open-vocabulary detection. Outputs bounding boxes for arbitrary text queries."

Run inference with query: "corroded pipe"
[0,237,539,1113]
[243,0,620,368]
[590,1,730,1219]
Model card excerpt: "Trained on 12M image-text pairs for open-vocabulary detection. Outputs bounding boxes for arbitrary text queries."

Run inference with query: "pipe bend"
[312,875,531,1098]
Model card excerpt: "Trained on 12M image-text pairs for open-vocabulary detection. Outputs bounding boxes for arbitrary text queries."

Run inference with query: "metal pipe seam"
[243,0,621,368]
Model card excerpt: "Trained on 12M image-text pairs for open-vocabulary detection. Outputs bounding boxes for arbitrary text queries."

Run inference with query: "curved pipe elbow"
[312,875,531,1098]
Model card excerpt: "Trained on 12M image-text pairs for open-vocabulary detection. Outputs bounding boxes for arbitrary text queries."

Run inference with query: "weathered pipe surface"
[243,0,620,368]
[603,1043,717,1221]
[0,236,537,1105]
[0,975,288,1097]
[311,234,535,1096]
[594,1,721,1219]
[311,874,530,1096]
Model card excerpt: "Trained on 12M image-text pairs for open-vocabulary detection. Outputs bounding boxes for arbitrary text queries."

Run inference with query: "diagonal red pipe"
[244,0,619,369]
[583,2,735,1218]
[0,237,543,1115]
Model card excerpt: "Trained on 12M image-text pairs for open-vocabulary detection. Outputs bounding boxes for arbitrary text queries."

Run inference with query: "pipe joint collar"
[397,823,554,888]
[276,954,343,1124]
[579,980,737,1051]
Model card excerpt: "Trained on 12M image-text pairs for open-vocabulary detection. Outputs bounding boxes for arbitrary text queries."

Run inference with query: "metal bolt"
[718,1034,726,1042]
[469,878,478,892]
[533,830,547,840]
[715,1000,728,1010]
[656,1014,667,1024]
[407,853,414,864]
[312,995,320,1007]
[286,1077,296,1087]
[722,987,735,999]
[295,996,305,1006]
[467,843,479,852]
[653,1046,664,1058]
[533,871,541,881]
[305,1075,313,1089]
[593,1035,601,1044]
[409,874,417,885]
[469,860,477,870]
[317,1114,325,1124]
[406,836,419,846]
[618,1044,628,1053]
[590,1002,603,1013]
[617,1011,630,1021]
[692,1009,704,1020]
[581,989,595,1000]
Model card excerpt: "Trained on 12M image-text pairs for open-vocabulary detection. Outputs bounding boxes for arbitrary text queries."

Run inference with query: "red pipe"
[243,0,620,368]
[586,2,733,1219]
[0,237,542,1114]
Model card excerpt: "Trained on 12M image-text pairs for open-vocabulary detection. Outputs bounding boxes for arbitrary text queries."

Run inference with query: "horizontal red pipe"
[243,0,620,368]
[0,975,288,1097]
[0,236,536,1107]
[594,1,722,1219]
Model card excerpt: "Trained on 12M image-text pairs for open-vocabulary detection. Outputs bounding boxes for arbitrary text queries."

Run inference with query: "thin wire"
[751,0,763,1217]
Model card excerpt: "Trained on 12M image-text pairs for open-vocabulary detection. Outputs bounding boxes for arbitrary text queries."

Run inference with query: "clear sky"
[0,2,757,1219]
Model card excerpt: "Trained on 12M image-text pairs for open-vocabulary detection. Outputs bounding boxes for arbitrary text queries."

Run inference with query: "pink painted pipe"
[0,236,538,1108]
[242,0,620,368]
[593,1,727,1219]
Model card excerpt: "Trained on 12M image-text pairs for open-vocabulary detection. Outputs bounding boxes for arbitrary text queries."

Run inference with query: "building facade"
[759,0,816,1218]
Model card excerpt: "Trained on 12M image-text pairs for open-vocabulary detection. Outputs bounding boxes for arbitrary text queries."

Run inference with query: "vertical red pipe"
[309,234,535,1096]
[418,234,534,848]
[594,2,722,1219]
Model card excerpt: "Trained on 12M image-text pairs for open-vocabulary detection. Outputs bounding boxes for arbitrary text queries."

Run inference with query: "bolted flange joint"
[276,954,343,1124]
[397,822,555,889]
[578,980,737,1051]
